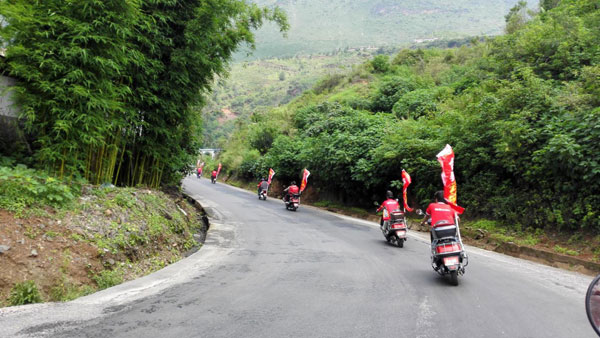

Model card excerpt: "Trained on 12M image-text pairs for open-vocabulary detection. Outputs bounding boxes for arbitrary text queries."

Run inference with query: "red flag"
[437,144,457,204]
[401,169,414,212]
[267,168,276,185]
[300,169,310,192]
[437,145,464,214]
[216,163,222,177]
[446,200,465,214]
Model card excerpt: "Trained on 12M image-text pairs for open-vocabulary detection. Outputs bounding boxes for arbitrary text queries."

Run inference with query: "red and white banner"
[437,144,456,204]
[401,169,414,212]
[300,168,310,192]
[267,168,276,185]
[436,145,464,214]
[216,163,222,178]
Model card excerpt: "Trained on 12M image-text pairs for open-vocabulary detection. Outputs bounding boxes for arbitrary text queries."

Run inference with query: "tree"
[505,1,530,34]
[540,0,561,11]
[0,0,288,187]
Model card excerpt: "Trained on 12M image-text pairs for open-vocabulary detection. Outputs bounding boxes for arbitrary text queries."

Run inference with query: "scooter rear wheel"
[397,238,404,248]
[449,270,459,286]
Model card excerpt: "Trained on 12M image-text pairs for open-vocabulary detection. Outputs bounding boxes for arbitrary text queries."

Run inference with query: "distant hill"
[242,0,537,59]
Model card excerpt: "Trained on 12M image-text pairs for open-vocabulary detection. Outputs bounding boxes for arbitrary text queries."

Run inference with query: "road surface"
[0,176,596,337]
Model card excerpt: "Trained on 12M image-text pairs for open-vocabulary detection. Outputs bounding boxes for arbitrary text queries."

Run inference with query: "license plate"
[396,230,406,237]
[444,256,459,266]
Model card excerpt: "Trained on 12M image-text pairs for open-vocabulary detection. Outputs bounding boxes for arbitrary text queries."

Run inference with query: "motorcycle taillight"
[391,223,406,229]
[436,243,462,254]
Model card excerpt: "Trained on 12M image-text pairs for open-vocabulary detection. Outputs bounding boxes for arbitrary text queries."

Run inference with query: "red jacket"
[377,199,401,221]
[426,202,456,228]
[285,185,300,194]
[211,170,217,177]
[258,180,269,189]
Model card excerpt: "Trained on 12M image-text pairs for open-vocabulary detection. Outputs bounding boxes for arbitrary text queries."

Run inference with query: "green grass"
[93,269,124,290]
[553,245,579,256]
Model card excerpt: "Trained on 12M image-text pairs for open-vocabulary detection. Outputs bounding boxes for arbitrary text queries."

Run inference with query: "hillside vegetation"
[202,50,387,147]
[220,0,600,232]
[242,0,536,59]
[0,165,206,306]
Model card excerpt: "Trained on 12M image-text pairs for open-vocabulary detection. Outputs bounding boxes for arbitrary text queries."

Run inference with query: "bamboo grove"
[0,0,288,187]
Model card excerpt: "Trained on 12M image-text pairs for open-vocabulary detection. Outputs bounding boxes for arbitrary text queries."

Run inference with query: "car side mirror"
[586,275,600,336]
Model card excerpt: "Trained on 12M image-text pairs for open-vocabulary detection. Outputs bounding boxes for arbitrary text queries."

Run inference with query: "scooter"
[284,194,300,211]
[381,209,408,248]
[211,176,216,184]
[586,274,600,336]
[258,189,267,200]
[427,213,468,286]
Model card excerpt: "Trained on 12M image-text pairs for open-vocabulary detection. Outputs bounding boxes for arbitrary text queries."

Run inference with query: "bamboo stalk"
[114,141,126,186]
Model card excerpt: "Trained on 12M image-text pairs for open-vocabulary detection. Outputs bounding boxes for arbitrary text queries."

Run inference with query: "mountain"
[242,0,537,59]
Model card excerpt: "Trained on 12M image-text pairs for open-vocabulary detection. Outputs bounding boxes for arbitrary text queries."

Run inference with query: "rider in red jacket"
[421,191,458,242]
[257,177,269,196]
[284,181,300,202]
[377,191,402,230]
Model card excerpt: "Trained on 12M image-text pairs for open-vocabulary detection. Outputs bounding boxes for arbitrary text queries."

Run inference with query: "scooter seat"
[432,225,457,239]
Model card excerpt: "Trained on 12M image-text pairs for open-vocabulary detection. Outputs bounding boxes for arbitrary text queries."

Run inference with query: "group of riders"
[197,167,217,181]
[257,177,299,204]
[256,176,456,240]
[377,189,457,242]
[202,167,454,236]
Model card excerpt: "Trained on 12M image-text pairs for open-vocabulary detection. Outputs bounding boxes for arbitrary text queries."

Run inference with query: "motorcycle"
[258,189,268,200]
[211,176,216,184]
[419,210,468,286]
[587,274,600,336]
[284,193,300,211]
[196,171,202,179]
[378,206,408,248]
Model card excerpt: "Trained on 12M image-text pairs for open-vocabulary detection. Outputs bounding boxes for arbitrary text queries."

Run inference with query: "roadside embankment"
[0,185,209,307]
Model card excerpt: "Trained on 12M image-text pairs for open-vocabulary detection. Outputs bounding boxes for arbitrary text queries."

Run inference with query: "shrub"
[9,281,43,306]
[0,165,78,214]
[392,88,438,119]
[93,269,123,290]
[371,55,390,73]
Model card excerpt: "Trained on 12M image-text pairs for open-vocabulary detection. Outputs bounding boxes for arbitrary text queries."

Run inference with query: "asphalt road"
[0,176,597,338]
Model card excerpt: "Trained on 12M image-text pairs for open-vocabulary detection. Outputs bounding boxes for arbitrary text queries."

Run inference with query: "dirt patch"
[0,210,102,303]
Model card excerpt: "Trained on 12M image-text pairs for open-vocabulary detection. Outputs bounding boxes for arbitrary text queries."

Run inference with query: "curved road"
[0,177,596,337]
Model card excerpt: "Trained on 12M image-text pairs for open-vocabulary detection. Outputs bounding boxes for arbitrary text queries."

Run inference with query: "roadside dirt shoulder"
[0,187,208,307]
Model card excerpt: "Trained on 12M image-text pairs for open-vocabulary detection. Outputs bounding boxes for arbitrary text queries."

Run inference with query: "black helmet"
[435,190,445,202]
[386,190,394,199]
[291,181,296,185]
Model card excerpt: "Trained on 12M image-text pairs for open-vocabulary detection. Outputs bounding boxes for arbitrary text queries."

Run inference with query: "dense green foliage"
[0,165,79,216]
[0,0,287,187]
[243,0,536,59]
[221,0,600,231]
[9,281,42,306]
